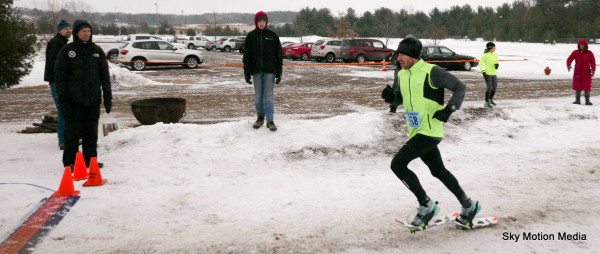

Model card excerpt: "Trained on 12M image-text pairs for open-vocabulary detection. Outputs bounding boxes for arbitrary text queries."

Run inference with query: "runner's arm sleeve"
[430,66,466,110]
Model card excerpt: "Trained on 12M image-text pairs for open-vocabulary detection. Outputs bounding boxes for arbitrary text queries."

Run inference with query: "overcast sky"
[14,0,518,16]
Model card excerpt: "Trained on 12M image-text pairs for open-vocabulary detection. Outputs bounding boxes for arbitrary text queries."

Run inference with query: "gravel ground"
[0,49,573,126]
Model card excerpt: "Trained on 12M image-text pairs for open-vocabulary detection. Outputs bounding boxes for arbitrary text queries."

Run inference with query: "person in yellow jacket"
[381,36,480,230]
[480,42,499,108]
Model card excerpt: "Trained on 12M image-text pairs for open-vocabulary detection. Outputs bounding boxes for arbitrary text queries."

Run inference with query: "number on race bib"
[405,112,421,129]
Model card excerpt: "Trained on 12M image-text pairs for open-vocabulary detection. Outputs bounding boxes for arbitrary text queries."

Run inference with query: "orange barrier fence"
[110,58,528,67]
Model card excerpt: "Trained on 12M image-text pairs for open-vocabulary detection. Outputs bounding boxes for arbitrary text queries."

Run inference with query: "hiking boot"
[489,100,497,107]
[484,102,493,108]
[455,200,481,228]
[266,121,277,131]
[253,114,265,129]
[410,199,440,228]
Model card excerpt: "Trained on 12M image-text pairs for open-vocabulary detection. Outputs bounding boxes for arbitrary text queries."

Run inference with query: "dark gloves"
[381,85,394,104]
[245,74,252,84]
[104,99,112,114]
[494,63,499,69]
[433,104,456,122]
[275,74,281,85]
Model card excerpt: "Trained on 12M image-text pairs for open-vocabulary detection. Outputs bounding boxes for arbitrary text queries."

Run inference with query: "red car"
[284,42,314,61]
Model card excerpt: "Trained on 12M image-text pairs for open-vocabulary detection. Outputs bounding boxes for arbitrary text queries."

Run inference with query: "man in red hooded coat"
[567,39,596,105]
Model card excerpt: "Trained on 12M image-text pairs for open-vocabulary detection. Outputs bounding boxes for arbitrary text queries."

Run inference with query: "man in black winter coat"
[54,20,112,169]
[44,20,71,149]
[243,11,283,131]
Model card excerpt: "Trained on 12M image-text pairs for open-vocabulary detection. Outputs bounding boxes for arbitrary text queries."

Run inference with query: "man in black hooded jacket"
[54,20,112,169]
[243,11,283,131]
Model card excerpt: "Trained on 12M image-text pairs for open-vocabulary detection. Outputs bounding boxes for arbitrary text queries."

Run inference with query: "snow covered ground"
[1,38,599,253]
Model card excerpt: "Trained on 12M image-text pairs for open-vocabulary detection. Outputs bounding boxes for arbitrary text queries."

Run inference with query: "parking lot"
[1,49,572,126]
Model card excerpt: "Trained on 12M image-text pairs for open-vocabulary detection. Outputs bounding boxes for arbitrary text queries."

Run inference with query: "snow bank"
[109,63,157,88]
[1,96,599,252]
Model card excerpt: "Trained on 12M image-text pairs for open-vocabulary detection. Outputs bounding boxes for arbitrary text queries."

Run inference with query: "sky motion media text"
[503,232,587,242]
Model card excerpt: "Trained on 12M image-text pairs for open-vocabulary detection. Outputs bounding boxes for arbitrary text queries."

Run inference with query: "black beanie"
[396,36,422,59]
[486,42,495,49]
[57,20,71,32]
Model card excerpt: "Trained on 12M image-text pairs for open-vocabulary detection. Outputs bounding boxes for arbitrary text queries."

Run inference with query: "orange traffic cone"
[73,152,88,181]
[382,60,388,71]
[53,166,80,197]
[83,157,107,187]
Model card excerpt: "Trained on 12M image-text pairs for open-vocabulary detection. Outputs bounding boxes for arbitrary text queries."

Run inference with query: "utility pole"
[155,0,158,34]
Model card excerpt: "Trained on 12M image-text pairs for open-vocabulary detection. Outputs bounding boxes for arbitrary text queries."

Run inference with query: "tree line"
[270,0,600,43]
[20,0,600,43]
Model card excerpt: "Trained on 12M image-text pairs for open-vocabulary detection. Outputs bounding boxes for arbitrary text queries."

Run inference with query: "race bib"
[405,111,421,129]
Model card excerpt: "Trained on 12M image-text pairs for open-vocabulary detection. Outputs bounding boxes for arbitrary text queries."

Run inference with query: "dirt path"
[0,50,573,126]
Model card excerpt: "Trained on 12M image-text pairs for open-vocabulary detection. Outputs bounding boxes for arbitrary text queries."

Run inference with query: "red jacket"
[567,39,596,91]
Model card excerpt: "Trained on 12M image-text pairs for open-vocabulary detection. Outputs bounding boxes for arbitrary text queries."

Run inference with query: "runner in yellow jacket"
[381,36,480,230]
[480,42,499,108]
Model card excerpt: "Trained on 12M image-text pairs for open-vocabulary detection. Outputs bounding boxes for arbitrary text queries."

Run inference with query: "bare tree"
[327,16,358,39]
[207,10,221,40]
[31,0,94,42]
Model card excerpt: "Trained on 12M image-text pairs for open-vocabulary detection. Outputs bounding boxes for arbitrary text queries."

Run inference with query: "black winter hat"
[396,36,422,59]
[57,20,71,32]
[486,42,496,49]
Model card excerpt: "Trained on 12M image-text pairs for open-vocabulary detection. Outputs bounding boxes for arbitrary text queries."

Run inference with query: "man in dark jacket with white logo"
[55,20,112,169]
[44,20,71,149]
[243,11,283,131]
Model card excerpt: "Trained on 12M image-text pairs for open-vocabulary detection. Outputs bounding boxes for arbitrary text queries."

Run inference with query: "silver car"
[311,39,342,63]
[118,40,204,71]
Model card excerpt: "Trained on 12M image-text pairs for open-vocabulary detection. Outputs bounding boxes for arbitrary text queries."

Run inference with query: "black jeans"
[390,134,466,205]
[62,104,100,167]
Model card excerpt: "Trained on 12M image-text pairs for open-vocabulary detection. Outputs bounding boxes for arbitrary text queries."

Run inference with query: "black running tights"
[390,134,466,205]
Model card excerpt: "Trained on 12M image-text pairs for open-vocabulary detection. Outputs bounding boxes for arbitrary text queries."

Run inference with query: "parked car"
[311,39,342,63]
[216,38,237,52]
[126,34,164,41]
[104,38,185,63]
[421,45,478,71]
[118,40,204,71]
[234,37,245,53]
[284,42,314,60]
[204,38,227,51]
[339,39,395,63]
[177,36,210,49]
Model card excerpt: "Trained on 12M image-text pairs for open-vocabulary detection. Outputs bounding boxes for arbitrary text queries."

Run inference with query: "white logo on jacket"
[68,50,76,58]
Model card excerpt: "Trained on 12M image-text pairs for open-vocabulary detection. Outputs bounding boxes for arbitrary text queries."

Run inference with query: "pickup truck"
[177,36,210,49]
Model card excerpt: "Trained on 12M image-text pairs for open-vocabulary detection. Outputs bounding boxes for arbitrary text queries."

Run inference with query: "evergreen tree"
[186,28,196,36]
[0,0,37,89]
[158,20,170,35]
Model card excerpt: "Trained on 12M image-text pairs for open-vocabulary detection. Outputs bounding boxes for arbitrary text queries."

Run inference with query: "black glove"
[104,99,112,114]
[433,104,455,122]
[275,74,281,85]
[494,63,499,70]
[381,85,394,104]
[245,74,252,84]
